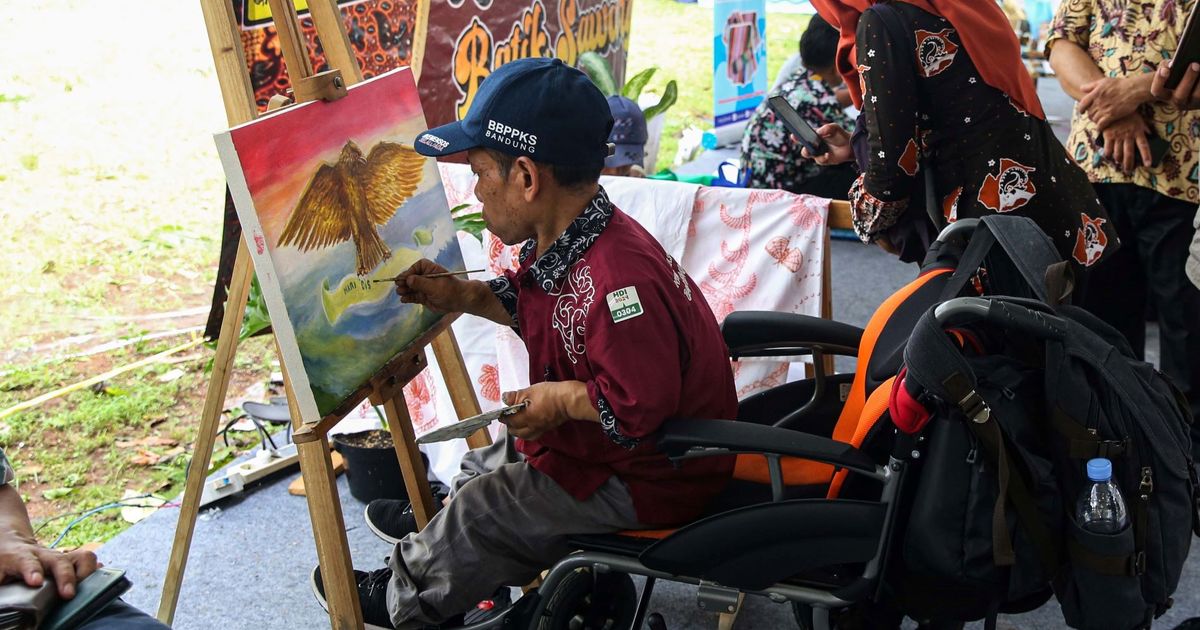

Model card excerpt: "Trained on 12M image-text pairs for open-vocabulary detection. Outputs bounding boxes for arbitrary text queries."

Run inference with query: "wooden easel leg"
[296,433,364,630]
[430,330,491,449]
[716,593,745,630]
[380,391,438,529]
[158,240,254,624]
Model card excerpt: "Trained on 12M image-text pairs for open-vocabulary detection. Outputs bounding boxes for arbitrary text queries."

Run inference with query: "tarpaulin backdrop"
[418,0,635,133]
[232,0,421,110]
[713,0,766,128]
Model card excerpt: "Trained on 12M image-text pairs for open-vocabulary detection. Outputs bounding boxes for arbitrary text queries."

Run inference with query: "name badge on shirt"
[606,286,644,323]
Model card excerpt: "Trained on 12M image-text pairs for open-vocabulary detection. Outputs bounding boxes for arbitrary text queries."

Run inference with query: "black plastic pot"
[331,429,418,504]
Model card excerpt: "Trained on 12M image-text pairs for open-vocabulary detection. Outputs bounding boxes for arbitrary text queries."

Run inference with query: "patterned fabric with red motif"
[849,2,1119,270]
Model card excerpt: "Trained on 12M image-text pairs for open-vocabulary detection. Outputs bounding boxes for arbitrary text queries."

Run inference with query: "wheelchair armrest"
[722,311,863,359]
[659,419,880,477]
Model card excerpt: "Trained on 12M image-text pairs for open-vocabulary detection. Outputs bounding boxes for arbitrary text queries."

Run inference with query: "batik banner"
[418,0,634,133]
[713,0,767,128]
[231,0,421,111]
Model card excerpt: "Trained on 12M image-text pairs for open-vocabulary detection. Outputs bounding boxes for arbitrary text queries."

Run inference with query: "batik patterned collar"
[519,187,614,292]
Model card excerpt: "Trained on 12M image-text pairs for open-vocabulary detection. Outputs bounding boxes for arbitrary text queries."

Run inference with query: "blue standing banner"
[713,0,767,128]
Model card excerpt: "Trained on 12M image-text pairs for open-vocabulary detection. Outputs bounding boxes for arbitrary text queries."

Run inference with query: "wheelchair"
[458,220,993,630]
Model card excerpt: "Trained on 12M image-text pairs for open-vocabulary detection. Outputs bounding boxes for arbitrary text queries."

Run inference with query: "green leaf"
[577,52,617,97]
[453,213,486,241]
[239,275,272,342]
[642,80,678,121]
[43,487,73,500]
[621,67,657,102]
[451,203,486,241]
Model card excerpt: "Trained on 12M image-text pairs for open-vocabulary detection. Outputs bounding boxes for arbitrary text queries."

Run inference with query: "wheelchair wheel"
[537,568,637,630]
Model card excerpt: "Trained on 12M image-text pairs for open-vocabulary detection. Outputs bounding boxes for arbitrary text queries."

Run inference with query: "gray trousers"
[449,427,520,495]
[385,461,643,625]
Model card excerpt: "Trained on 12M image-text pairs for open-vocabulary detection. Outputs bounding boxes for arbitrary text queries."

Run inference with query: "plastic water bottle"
[1075,458,1129,534]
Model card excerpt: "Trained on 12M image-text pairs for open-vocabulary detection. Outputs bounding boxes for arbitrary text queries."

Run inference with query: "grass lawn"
[0,1,266,548]
[628,0,812,171]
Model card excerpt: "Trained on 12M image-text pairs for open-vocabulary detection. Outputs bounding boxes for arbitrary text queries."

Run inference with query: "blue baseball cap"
[605,95,648,169]
[414,57,614,169]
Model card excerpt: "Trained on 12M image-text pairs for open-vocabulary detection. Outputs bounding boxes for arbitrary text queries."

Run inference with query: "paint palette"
[416,401,528,444]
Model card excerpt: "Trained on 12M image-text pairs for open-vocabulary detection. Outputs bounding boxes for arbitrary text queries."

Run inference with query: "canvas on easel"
[215,67,465,424]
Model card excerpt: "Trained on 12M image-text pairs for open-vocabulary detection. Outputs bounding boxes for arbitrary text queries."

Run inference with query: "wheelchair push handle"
[934,297,1067,341]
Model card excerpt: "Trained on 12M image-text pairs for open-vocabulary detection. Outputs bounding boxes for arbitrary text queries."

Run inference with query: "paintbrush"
[376,269,485,283]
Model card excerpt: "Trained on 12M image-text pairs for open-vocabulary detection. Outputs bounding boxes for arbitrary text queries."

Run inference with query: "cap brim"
[605,144,645,169]
[414,121,477,158]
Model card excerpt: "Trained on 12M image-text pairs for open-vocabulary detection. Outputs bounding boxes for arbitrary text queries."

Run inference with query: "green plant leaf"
[43,487,73,500]
[239,275,272,342]
[642,80,678,121]
[621,67,657,102]
[451,204,486,241]
[577,52,617,97]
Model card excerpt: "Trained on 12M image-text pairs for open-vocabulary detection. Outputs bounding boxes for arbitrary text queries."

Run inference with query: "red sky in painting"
[229,68,426,241]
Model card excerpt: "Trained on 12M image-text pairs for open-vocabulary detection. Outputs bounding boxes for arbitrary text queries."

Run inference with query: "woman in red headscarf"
[806,0,1117,267]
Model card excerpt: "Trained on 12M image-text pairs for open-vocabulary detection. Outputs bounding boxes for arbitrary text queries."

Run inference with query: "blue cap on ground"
[1087,458,1112,482]
[605,95,648,169]
[414,57,614,169]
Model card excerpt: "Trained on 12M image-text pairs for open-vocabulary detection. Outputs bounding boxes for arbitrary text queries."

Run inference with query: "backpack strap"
[941,215,1065,302]
[1049,405,1130,460]
[907,304,1060,572]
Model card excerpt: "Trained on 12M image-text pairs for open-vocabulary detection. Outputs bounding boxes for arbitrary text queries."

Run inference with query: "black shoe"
[311,565,396,629]
[365,499,421,545]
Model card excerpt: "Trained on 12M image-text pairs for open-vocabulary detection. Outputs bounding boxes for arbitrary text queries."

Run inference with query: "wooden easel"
[159,2,488,628]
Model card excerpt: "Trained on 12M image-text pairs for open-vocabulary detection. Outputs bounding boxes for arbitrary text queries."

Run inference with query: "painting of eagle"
[215,67,465,420]
[279,140,426,276]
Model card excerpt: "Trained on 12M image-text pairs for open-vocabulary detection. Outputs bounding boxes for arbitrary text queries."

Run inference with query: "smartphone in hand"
[1165,2,1200,90]
[768,95,828,157]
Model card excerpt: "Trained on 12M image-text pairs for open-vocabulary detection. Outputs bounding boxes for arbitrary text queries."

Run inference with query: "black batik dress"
[849,2,1119,269]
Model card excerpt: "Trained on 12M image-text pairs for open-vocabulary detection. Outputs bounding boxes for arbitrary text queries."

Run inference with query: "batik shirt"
[852,2,1120,268]
[740,67,852,193]
[485,189,737,526]
[1047,0,1200,203]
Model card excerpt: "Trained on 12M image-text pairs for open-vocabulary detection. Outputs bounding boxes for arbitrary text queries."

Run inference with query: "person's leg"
[449,426,520,495]
[1077,184,1149,358]
[385,462,642,626]
[77,599,170,629]
[1138,192,1200,453]
[366,428,524,545]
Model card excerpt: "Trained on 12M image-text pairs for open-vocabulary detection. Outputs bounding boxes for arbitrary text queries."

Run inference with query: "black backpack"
[893,216,1200,629]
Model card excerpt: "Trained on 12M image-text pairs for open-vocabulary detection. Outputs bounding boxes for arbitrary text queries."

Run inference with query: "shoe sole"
[310,566,394,630]
[364,504,403,546]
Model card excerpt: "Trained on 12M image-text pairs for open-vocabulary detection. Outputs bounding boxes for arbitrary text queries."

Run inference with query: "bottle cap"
[1086,458,1112,482]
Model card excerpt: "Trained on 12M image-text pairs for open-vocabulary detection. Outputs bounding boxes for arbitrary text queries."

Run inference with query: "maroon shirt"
[486,189,736,526]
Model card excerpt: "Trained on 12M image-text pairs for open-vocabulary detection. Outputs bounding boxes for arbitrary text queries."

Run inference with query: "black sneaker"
[365,499,421,545]
[311,565,396,629]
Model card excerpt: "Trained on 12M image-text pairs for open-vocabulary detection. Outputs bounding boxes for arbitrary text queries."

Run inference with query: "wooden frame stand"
[159,2,483,628]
